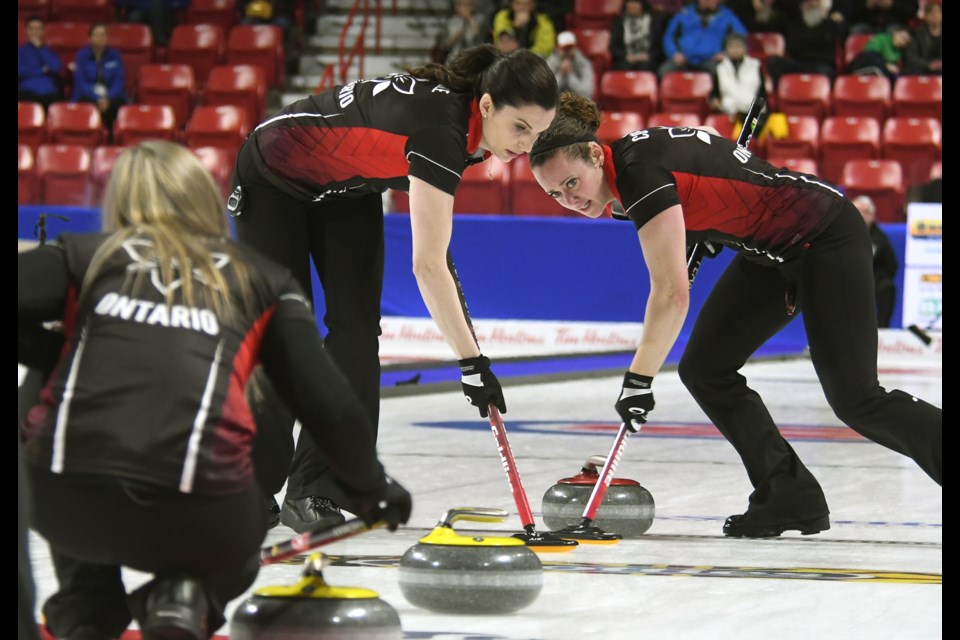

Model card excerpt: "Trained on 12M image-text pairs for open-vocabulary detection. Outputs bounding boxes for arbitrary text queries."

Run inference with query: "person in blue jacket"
[73,23,128,140]
[658,0,748,78]
[18,16,63,109]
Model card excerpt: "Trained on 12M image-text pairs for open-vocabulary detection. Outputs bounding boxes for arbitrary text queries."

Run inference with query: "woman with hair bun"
[528,92,941,538]
[230,45,559,534]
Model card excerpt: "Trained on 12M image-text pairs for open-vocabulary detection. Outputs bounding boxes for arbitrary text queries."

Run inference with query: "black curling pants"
[232,157,385,504]
[27,465,264,638]
[678,202,942,524]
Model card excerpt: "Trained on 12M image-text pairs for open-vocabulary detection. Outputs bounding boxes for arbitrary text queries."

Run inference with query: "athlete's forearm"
[408,176,483,360]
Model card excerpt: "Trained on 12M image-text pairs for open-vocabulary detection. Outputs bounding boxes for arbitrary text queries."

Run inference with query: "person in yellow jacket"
[493,0,556,58]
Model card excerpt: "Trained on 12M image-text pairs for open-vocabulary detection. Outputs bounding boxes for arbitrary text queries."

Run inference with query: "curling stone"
[230,552,401,640]
[542,455,655,537]
[398,507,543,615]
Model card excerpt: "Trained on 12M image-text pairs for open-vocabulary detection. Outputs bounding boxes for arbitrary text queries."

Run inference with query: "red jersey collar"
[601,144,621,212]
[467,98,484,155]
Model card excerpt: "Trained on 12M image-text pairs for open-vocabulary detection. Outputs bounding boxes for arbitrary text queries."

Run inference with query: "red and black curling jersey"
[606,127,846,262]
[244,74,486,202]
[18,233,384,496]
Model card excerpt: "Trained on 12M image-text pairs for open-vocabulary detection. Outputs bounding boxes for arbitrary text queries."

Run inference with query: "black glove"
[615,372,654,433]
[458,354,506,418]
[343,476,412,532]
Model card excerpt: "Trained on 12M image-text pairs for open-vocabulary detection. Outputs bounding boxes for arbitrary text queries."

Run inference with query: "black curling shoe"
[140,576,208,640]
[723,513,831,538]
[280,496,345,533]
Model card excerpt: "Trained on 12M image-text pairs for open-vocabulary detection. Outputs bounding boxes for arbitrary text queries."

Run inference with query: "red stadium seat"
[647,112,702,129]
[819,115,880,184]
[183,104,250,155]
[703,113,736,141]
[226,24,284,89]
[892,75,942,121]
[52,0,112,23]
[19,101,47,151]
[568,0,623,29]
[36,143,92,205]
[839,159,904,222]
[19,19,27,46]
[572,28,612,84]
[203,64,267,124]
[596,111,644,143]
[167,24,226,91]
[89,144,127,207]
[389,159,512,214]
[109,23,154,94]
[46,101,105,147]
[183,0,239,30]
[509,156,574,217]
[929,161,941,181]
[44,21,90,65]
[19,0,52,22]
[89,144,128,206]
[452,159,511,214]
[599,70,657,119]
[842,33,872,72]
[881,116,941,188]
[113,104,179,145]
[776,73,831,120]
[190,145,233,200]
[137,63,197,127]
[19,144,39,205]
[831,74,891,122]
[762,114,819,159]
[747,31,785,71]
[765,156,820,176]
[659,71,712,120]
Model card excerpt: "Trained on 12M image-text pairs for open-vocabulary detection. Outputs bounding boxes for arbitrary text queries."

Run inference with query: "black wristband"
[459,354,490,374]
[623,372,653,388]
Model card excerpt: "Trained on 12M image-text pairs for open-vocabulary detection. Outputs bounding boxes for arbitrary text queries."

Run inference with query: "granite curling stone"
[542,455,655,537]
[230,552,401,639]
[398,507,543,614]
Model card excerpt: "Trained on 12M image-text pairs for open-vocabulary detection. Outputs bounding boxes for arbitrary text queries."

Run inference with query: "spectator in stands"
[848,23,911,83]
[18,16,63,110]
[610,0,663,72]
[493,0,557,57]
[496,28,522,53]
[72,23,128,142]
[710,31,765,118]
[439,0,491,62]
[241,0,303,75]
[116,0,190,47]
[765,0,843,89]
[852,195,898,328]
[540,0,574,35]
[903,0,941,75]
[726,0,787,33]
[849,0,918,35]
[547,31,596,98]
[658,0,748,78]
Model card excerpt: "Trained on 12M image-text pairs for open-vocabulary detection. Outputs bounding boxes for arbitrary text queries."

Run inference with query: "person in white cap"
[547,31,596,99]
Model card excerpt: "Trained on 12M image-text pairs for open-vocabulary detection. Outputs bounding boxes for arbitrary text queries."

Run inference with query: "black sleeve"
[258,292,387,495]
[18,246,69,370]
[406,125,467,196]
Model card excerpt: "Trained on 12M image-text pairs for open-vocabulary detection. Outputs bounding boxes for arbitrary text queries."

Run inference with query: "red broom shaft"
[581,423,632,522]
[488,406,537,527]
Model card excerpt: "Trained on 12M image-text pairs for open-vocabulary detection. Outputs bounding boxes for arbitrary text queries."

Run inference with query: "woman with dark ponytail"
[528,93,941,539]
[230,45,558,534]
